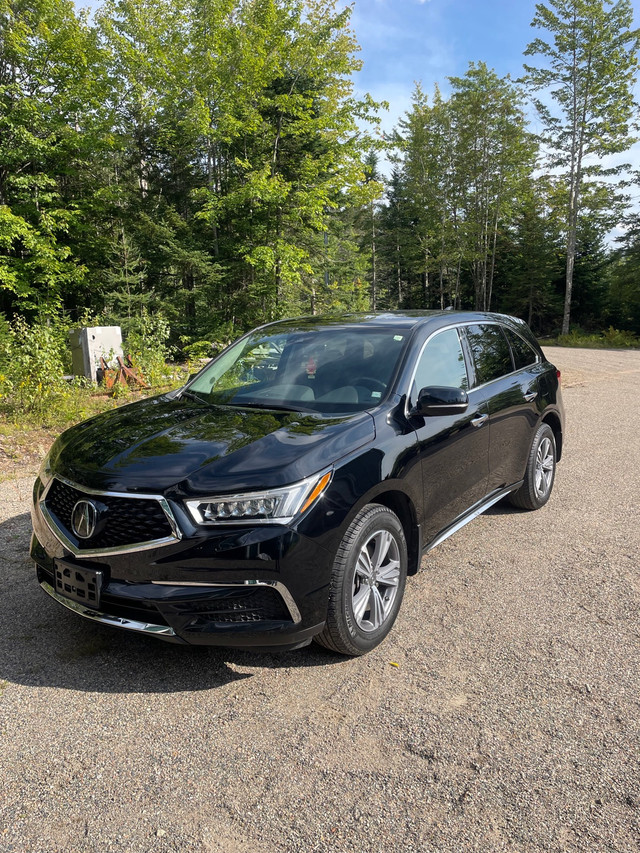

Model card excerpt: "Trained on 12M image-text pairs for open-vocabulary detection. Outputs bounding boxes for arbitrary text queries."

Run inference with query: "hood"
[48,394,375,494]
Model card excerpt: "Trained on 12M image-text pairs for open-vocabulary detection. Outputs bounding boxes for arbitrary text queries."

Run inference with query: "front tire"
[314,504,408,656]
[508,423,557,510]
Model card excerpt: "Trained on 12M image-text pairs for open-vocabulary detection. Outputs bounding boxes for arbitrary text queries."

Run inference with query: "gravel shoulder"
[1,347,639,853]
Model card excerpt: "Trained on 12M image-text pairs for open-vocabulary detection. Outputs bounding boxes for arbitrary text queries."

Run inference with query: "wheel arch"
[370,490,421,576]
[542,410,563,461]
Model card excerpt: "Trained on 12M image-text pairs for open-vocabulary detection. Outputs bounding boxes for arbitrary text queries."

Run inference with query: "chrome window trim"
[39,475,182,557]
[150,579,302,624]
[405,320,542,416]
[405,323,469,417]
[462,321,541,390]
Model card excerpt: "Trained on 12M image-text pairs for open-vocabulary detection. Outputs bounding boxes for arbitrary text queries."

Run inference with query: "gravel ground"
[1,347,639,853]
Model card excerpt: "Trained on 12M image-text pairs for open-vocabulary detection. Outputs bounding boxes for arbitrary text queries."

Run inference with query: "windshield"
[187,324,408,413]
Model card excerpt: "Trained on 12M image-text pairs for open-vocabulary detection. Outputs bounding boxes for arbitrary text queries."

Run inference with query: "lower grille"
[44,478,174,550]
[165,588,291,624]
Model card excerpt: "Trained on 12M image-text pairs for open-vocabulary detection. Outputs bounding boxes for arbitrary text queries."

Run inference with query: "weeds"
[0,312,185,436]
[542,326,639,349]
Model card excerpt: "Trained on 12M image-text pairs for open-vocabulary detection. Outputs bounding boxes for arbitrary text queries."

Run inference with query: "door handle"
[471,413,488,428]
[524,391,538,402]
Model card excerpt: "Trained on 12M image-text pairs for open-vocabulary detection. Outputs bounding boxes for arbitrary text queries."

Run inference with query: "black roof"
[257,310,527,333]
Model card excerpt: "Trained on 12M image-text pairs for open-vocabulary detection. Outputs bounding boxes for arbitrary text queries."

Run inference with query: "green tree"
[376,167,417,309]
[523,0,640,334]
[391,67,534,312]
[493,177,563,331]
[449,63,535,311]
[0,0,100,312]
[608,214,640,333]
[194,0,378,325]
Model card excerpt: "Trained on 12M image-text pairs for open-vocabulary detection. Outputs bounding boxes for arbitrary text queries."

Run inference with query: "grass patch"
[540,327,639,349]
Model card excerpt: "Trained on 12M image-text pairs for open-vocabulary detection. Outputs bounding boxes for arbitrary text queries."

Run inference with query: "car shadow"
[0,513,342,695]
[483,499,522,516]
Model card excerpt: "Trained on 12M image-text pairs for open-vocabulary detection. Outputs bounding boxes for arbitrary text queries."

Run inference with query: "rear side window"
[503,327,539,370]
[465,324,513,386]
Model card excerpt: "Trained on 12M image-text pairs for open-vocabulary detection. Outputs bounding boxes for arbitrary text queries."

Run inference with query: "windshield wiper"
[230,400,316,414]
[178,388,208,403]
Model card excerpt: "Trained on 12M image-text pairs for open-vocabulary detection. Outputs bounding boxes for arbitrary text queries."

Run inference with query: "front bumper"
[30,477,333,650]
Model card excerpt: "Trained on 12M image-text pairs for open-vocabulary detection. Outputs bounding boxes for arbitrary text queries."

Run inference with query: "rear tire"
[508,423,556,510]
[314,504,407,656]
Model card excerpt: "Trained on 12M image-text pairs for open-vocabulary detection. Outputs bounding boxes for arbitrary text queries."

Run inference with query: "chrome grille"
[45,478,174,550]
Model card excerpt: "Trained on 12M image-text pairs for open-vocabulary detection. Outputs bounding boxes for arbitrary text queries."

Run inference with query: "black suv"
[31,312,564,655]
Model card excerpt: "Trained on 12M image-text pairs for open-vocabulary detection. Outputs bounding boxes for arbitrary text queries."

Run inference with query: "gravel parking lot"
[1,346,639,853]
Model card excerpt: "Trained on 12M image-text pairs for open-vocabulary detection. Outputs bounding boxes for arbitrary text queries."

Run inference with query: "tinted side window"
[503,327,539,370]
[465,324,513,386]
[413,328,468,396]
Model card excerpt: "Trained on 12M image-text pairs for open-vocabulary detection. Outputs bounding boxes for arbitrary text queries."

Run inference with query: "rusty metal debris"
[98,355,149,391]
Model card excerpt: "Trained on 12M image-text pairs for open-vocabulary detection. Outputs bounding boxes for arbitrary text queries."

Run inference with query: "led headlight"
[185,469,333,525]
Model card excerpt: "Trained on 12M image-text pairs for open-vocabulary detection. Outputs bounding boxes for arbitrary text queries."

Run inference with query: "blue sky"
[347,0,640,213]
[349,0,541,130]
[348,0,640,140]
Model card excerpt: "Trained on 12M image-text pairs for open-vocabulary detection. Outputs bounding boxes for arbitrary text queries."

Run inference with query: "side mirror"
[413,386,469,417]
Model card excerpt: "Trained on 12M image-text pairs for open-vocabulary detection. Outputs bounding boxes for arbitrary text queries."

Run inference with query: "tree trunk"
[563,162,582,335]
[371,202,377,310]
[423,242,429,307]
[396,237,402,306]
[487,207,499,311]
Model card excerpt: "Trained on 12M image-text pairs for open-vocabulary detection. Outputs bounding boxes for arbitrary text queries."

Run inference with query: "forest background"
[2,0,640,425]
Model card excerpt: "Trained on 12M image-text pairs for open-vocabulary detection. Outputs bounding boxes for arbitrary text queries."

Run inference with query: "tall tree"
[0,0,99,313]
[608,214,640,334]
[523,0,640,334]
[393,68,534,312]
[450,63,535,311]
[493,176,563,331]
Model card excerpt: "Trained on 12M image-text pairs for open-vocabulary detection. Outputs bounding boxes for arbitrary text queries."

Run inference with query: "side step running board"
[424,482,523,554]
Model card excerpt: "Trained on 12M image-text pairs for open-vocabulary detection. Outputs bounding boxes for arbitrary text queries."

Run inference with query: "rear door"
[462,323,541,493]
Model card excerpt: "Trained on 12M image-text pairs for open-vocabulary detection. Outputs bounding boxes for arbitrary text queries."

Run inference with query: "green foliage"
[601,326,639,347]
[0,0,102,313]
[123,309,174,387]
[523,0,640,334]
[389,66,536,312]
[1,0,639,356]
[182,339,214,361]
[0,314,93,422]
[554,326,638,348]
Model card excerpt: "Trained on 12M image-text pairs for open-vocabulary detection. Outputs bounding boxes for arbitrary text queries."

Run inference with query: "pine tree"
[523,0,640,334]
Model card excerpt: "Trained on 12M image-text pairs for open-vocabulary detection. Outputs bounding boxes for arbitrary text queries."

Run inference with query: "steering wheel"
[355,377,386,393]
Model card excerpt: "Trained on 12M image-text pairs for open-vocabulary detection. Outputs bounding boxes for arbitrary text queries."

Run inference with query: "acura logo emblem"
[71,500,98,539]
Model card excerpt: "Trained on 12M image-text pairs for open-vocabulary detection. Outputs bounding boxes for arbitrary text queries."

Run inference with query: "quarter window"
[503,327,538,370]
[465,324,513,386]
[413,328,468,397]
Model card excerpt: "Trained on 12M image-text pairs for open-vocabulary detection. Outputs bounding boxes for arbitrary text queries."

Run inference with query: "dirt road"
[1,347,639,852]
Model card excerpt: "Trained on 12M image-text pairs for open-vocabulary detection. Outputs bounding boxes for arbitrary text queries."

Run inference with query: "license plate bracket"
[54,561,103,608]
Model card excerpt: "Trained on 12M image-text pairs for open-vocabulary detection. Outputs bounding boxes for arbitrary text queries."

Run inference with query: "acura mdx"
[31,312,564,655]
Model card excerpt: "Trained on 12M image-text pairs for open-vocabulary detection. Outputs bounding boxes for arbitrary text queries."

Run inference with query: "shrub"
[124,309,174,387]
[0,314,97,424]
[555,326,639,349]
[601,326,638,348]
[182,339,214,361]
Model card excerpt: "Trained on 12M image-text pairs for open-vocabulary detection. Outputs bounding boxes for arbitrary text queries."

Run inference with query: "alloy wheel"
[352,529,401,632]
[534,436,554,499]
